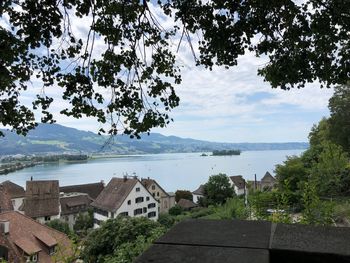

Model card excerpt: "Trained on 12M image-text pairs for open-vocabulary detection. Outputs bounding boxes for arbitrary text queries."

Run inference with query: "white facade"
[94,180,159,228]
[11,197,24,212]
[193,194,204,204]
[229,181,246,196]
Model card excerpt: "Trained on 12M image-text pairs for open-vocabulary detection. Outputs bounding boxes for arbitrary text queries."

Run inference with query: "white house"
[229,175,246,196]
[91,177,159,228]
[192,184,205,204]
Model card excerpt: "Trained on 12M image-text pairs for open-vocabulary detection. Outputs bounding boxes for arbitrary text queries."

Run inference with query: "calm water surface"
[0,150,304,192]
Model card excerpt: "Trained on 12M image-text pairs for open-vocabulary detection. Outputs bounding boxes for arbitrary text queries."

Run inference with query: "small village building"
[59,181,105,200]
[176,199,198,211]
[229,175,246,196]
[23,181,60,224]
[59,193,92,229]
[91,177,159,228]
[141,178,175,213]
[0,211,72,263]
[260,172,276,191]
[0,181,25,212]
[192,184,205,204]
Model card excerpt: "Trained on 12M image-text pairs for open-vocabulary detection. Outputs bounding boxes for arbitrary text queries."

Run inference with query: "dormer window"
[28,253,38,262]
[49,245,56,255]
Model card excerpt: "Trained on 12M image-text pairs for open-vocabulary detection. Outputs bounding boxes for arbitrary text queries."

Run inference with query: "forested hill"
[0,124,308,155]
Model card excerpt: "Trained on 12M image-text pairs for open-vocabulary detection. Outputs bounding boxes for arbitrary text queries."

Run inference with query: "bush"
[169,205,183,216]
[158,213,175,228]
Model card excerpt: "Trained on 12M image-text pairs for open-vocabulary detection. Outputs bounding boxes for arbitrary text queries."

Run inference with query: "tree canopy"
[1,0,349,136]
[203,173,235,205]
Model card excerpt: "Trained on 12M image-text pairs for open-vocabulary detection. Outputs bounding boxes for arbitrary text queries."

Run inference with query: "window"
[49,245,56,255]
[128,200,131,205]
[111,212,115,218]
[148,212,156,218]
[135,197,144,203]
[136,187,140,192]
[148,203,156,209]
[146,196,150,201]
[44,216,51,221]
[29,253,38,262]
[94,208,108,217]
[134,208,143,215]
[152,185,156,190]
[152,193,155,197]
[157,192,160,197]
[119,212,129,217]
[143,207,147,213]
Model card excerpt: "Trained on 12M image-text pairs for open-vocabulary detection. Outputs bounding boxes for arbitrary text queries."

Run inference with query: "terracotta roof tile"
[34,231,57,247]
[24,180,60,218]
[0,181,25,198]
[0,184,14,212]
[0,211,72,263]
[14,237,42,254]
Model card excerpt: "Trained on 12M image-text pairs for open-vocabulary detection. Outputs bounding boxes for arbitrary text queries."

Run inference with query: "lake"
[0,150,304,192]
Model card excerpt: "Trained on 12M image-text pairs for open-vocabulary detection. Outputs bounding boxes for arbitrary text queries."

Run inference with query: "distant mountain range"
[0,124,309,155]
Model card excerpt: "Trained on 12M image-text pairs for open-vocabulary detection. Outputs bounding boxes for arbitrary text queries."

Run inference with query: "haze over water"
[0,150,304,192]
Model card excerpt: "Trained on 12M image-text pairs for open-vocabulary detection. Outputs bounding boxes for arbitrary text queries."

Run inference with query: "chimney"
[101,180,105,186]
[0,220,9,235]
[123,175,127,182]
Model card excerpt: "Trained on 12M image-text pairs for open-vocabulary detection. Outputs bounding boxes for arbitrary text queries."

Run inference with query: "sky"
[1,2,334,143]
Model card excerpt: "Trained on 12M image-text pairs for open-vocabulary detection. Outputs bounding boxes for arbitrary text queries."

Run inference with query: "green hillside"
[0,124,309,155]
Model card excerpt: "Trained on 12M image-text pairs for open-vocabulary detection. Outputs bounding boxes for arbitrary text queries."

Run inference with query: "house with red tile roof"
[0,211,72,263]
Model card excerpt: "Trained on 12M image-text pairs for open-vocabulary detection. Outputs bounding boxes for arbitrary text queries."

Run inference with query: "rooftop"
[136,219,350,263]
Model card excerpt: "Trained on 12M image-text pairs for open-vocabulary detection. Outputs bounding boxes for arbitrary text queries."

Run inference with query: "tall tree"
[328,84,350,153]
[203,173,235,205]
[1,1,349,136]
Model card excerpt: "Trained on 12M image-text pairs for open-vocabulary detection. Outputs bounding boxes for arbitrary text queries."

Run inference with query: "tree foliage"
[82,216,165,263]
[203,173,234,205]
[46,219,73,236]
[328,84,350,153]
[175,190,193,203]
[1,1,349,136]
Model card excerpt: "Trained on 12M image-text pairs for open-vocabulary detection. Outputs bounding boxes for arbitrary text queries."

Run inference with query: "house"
[260,172,276,191]
[0,211,72,263]
[91,177,159,228]
[23,181,60,224]
[0,181,25,212]
[59,181,105,200]
[59,193,93,229]
[192,184,205,204]
[229,175,246,196]
[177,199,198,211]
[141,178,175,213]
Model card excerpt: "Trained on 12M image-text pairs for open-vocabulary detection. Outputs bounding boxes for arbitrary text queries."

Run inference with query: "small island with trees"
[212,150,241,156]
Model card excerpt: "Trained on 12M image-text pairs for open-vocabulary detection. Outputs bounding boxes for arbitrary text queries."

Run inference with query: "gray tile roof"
[91,177,137,212]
